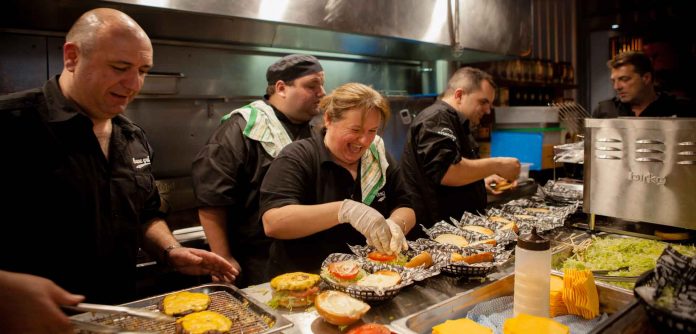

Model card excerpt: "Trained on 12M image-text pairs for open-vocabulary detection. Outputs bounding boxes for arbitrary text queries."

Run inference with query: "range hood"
[2,0,531,62]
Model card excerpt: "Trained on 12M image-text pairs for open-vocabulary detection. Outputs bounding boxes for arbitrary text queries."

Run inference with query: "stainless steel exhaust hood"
[2,0,531,62]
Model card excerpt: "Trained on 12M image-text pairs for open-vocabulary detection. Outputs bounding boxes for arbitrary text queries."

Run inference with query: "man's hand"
[485,174,517,195]
[494,157,521,181]
[338,199,391,253]
[167,247,239,283]
[0,270,84,334]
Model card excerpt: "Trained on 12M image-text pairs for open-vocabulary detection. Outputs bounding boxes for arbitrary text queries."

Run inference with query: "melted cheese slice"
[432,318,492,334]
[162,291,210,316]
[176,310,232,334]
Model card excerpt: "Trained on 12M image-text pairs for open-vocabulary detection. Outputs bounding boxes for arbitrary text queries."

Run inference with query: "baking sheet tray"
[71,283,293,334]
[391,272,634,334]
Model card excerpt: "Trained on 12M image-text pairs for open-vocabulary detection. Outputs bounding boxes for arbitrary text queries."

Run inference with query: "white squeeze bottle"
[513,226,551,317]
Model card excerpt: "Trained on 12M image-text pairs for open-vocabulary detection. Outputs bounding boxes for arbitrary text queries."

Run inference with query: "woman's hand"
[338,199,392,253]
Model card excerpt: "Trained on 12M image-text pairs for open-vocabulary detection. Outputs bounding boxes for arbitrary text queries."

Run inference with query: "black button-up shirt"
[0,76,163,304]
[260,129,411,276]
[592,93,692,118]
[191,101,312,285]
[400,101,486,238]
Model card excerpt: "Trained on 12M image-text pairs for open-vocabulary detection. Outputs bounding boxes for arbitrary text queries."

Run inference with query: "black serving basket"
[634,270,696,334]
[320,253,414,303]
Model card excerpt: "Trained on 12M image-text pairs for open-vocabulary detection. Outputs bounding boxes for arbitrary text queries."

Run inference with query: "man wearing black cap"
[192,54,325,286]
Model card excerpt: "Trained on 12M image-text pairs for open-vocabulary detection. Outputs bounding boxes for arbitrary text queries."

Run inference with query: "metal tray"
[391,272,634,334]
[71,283,293,334]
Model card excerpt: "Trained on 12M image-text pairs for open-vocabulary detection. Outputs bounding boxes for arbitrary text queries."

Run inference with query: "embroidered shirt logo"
[132,156,151,169]
[437,127,457,141]
[376,190,386,202]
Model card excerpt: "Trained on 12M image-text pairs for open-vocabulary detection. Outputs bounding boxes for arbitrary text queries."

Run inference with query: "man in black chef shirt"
[401,67,520,237]
[592,51,691,118]
[192,54,325,287]
[0,8,235,334]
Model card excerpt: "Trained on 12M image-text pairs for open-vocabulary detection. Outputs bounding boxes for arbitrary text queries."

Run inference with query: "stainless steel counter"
[241,270,513,334]
[240,227,592,334]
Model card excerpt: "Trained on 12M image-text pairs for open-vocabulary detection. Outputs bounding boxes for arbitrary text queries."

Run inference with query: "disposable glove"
[385,218,408,254]
[338,199,390,253]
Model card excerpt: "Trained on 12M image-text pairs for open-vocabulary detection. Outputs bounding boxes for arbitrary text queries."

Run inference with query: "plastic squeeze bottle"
[513,226,551,317]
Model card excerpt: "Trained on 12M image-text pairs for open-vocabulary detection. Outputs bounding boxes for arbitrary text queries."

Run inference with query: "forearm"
[441,157,501,186]
[142,218,179,261]
[389,207,416,234]
[198,206,232,258]
[262,202,342,239]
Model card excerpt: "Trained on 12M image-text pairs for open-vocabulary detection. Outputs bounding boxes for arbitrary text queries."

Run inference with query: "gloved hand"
[385,219,408,254]
[338,199,390,253]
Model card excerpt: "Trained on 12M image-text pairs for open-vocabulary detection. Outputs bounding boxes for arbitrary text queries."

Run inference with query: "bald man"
[0,8,236,333]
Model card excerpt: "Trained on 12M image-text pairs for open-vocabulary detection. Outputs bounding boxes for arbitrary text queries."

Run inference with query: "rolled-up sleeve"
[414,117,462,185]
[191,117,247,207]
[259,144,311,216]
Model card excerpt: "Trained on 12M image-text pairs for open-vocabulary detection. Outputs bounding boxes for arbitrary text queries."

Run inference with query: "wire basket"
[634,271,696,333]
[320,253,414,302]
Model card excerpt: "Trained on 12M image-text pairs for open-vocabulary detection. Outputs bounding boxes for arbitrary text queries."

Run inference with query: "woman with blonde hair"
[260,83,415,276]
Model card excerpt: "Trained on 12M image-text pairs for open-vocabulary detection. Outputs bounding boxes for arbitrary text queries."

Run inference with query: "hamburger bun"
[404,251,433,268]
[160,291,211,316]
[175,310,232,334]
[525,207,550,213]
[500,222,519,234]
[450,252,494,264]
[513,214,536,220]
[434,233,469,247]
[494,180,513,191]
[315,291,370,326]
[356,270,401,289]
[461,225,494,236]
[468,239,497,247]
[489,216,515,225]
[270,272,321,308]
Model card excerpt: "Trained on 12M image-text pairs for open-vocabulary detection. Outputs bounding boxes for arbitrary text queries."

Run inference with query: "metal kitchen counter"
[239,227,593,333]
[241,269,514,334]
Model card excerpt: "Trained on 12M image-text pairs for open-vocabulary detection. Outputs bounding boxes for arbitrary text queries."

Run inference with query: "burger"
[365,251,408,266]
[269,272,321,309]
[321,260,368,286]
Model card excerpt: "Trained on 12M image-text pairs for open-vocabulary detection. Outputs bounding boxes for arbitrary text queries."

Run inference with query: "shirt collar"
[316,130,335,164]
[42,75,140,135]
[436,100,471,129]
[42,75,84,123]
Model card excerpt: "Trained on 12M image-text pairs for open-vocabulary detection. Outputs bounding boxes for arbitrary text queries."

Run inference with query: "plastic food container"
[518,162,532,181]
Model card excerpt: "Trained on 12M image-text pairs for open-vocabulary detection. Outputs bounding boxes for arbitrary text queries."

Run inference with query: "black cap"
[266,54,323,85]
[517,227,550,251]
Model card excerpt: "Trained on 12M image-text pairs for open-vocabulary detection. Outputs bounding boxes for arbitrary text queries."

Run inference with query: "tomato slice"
[328,260,360,280]
[367,251,396,263]
[346,323,391,334]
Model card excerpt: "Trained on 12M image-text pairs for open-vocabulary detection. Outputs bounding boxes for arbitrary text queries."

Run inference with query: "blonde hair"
[320,83,390,127]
